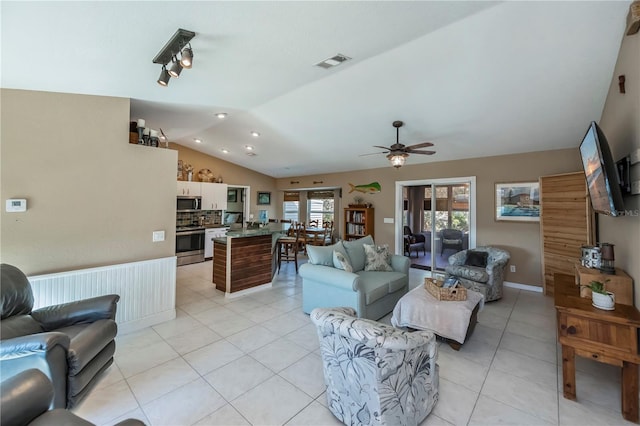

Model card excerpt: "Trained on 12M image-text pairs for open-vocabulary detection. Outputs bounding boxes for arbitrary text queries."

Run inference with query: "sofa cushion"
[447,265,489,283]
[465,250,488,267]
[307,242,346,267]
[333,250,353,273]
[357,279,390,305]
[357,271,408,303]
[342,235,374,272]
[363,244,393,272]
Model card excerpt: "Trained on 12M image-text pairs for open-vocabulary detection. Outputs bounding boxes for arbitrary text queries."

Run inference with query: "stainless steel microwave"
[177,196,201,211]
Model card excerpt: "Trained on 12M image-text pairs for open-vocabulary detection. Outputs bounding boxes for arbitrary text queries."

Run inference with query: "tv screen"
[579,121,625,217]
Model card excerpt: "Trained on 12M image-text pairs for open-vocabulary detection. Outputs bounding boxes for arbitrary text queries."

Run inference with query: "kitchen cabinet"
[177,181,201,197]
[201,182,228,211]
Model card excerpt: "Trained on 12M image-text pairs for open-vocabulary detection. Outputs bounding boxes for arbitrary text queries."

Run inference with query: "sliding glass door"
[397,177,475,274]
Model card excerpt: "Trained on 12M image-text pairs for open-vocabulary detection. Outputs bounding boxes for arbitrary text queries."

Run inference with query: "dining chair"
[277,224,301,273]
[308,219,320,228]
[322,220,334,245]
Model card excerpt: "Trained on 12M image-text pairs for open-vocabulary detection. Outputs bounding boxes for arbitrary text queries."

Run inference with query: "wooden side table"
[555,273,640,423]
[574,263,634,306]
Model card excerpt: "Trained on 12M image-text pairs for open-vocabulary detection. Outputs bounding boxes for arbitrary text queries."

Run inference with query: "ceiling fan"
[363,120,435,168]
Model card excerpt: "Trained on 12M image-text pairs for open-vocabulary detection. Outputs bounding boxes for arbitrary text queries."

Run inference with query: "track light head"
[180,46,193,69]
[168,57,183,78]
[157,65,171,86]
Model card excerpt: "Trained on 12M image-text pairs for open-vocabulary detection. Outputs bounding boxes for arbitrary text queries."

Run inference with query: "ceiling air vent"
[315,54,351,69]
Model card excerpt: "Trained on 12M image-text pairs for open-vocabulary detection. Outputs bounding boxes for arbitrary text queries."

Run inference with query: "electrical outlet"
[152,230,165,242]
[632,180,640,195]
[510,265,516,273]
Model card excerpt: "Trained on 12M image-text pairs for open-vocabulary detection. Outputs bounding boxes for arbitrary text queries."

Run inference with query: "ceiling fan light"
[388,153,407,168]
[180,47,193,69]
[168,58,183,78]
[157,66,171,86]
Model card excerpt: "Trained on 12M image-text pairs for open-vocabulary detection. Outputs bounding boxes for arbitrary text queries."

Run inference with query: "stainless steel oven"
[176,227,205,266]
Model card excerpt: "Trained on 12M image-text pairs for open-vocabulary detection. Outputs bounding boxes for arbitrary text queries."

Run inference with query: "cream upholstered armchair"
[310,307,439,426]
[445,246,510,302]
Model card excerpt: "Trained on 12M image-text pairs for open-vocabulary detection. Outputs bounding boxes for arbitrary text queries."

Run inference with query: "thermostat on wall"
[6,199,27,212]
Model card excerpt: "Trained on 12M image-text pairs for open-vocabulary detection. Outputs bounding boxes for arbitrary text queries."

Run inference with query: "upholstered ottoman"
[391,284,484,350]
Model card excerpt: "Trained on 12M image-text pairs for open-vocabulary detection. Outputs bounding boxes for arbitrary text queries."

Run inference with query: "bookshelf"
[343,207,374,241]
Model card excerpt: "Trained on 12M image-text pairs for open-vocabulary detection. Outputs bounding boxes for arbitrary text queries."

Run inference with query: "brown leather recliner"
[0,263,120,408]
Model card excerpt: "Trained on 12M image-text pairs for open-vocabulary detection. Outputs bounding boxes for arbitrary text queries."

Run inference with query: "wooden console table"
[554,273,640,423]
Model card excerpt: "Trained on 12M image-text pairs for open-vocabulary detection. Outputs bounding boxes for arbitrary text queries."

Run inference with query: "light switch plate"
[152,230,165,242]
[383,218,394,223]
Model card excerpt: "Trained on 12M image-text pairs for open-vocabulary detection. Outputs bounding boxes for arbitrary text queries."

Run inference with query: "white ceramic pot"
[592,291,615,310]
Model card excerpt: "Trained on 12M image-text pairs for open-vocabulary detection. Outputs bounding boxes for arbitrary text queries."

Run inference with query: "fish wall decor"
[348,182,381,194]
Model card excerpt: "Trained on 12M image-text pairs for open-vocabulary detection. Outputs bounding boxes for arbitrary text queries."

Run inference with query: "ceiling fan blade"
[359,151,388,157]
[405,141,433,149]
[406,149,436,155]
[372,145,392,151]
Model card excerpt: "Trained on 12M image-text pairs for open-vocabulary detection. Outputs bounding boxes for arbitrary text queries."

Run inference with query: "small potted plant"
[582,280,615,310]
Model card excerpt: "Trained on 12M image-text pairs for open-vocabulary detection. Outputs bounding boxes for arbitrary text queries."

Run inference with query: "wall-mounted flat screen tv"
[579,121,625,217]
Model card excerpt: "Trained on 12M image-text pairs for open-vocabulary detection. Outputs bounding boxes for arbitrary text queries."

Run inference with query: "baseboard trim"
[504,281,543,293]
[225,282,273,298]
[119,309,176,334]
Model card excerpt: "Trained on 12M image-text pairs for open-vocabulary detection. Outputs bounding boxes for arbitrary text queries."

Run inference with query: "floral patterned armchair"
[310,307,439,426]
[445,246,510,302]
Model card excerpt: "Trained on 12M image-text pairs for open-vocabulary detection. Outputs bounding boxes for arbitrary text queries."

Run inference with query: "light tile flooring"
[72,260,635,426]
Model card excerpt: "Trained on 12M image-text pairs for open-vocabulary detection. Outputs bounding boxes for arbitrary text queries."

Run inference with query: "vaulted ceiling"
[1,1,631,177]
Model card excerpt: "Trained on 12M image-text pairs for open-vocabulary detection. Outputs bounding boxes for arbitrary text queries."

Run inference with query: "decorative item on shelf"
[198,168,214,182]
[580,245,601,269]
[216,175,223,183]
[581,280,615,310]
[177,160,183,180]
[600,243,615,275]
[183,163,193,181]
[136,119,145,145]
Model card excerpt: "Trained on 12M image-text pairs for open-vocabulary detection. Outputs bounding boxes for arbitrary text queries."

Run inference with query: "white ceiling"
[1,1,631,178]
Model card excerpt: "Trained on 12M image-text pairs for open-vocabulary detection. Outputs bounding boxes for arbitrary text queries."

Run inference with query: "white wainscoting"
[28,257,177,334]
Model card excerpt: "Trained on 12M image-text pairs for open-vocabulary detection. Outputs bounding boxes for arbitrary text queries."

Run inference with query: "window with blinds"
[307,190,336,225]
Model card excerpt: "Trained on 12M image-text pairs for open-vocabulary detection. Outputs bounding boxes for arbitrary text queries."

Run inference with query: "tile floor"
[72,260,635,426]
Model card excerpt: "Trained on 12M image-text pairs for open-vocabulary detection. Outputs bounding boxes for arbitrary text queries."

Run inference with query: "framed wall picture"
[227,189,237,203]
[495,182,540,222]
[257,191,271,205]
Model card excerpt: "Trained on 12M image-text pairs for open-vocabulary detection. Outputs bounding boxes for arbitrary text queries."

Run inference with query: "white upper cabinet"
[201,183,228,211]
[177,181,201,197]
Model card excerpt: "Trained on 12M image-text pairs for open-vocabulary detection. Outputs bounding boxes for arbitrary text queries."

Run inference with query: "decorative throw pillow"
[465,250,488,267]
[363,244,393,272]
[307,242,344,267]
[333,250,353,273]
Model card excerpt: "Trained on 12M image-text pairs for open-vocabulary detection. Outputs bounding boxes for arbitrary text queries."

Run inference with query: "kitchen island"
[212,224,288,296]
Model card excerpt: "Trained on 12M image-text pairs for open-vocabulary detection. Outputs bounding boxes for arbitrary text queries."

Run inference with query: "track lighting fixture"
[180,45,193,69]
[157,65,171,86]
[152,28,195,87]
[168,57,183,78]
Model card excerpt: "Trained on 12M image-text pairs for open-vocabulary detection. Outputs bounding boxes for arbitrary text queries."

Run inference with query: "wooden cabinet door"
[540,172,594,296]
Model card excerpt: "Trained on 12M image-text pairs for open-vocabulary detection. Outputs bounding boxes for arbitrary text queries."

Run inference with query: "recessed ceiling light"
[215,113,227,119]
[221,148,229,154]
[251,131,260,137]
[244,145,254,151]
[246,152,256,157]
[193,138,202,143]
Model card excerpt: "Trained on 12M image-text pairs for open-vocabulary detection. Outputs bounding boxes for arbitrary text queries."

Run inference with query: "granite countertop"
[224,223,289,238]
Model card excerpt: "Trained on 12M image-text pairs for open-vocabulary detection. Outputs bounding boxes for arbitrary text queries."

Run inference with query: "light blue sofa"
[299,235,410,320]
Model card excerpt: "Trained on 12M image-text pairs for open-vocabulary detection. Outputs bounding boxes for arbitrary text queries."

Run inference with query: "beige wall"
[168,143,278,220]
[599,28,640,305]
[275,149,583,287]
[1,89,177,275]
